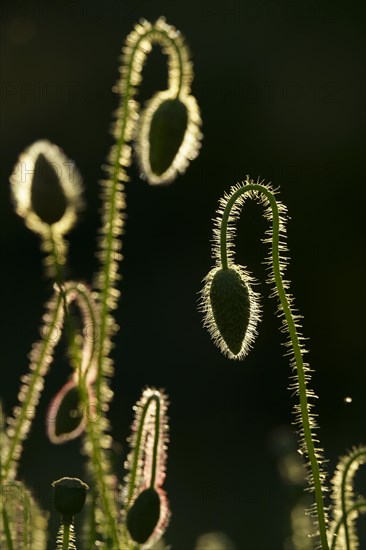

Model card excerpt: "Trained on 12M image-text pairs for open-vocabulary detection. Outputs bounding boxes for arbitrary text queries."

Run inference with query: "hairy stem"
[127,394,161,504]
[2,292,64,481]
[339,447,366,550]
[330,500,366,550]
[220,182,329,549]
[62,523,70,550]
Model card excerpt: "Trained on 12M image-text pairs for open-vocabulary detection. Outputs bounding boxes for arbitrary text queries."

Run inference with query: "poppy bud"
[10,140,83,237]
[136,90,201,185]
[52,477,88,522]
[47,381,84,444]
[210,268,251,355]
[201,265,260,360]
[126,487,161,544]
[148,98,188,176]
[31,152,67,224]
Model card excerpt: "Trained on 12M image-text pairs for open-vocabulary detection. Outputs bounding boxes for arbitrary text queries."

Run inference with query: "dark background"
[0,1,365,549]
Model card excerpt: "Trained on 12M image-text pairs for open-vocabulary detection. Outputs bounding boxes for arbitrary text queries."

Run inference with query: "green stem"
[1,506,14,550]
[127,395,160,504]
[47,229,81,372]
[340,448,366,550]
[330,500,366,550]
[78,370,119,547]
[96,21,187,402]
[150,397,161,488]
[2,292,64,480]
[62,522,70,550]
[220,183,329,549]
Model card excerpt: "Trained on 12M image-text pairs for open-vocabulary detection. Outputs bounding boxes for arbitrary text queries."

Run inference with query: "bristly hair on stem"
[200,178,329,549]
[329,446,366,550]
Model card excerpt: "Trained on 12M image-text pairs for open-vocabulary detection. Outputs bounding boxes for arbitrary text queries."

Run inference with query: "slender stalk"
[339,447,366,550]
[2,292,64,481]
[150,397,161,488]
[78,373,120,547]
[330,500,366,550]
[1,506,14,550]
[219,183,329,549]
[47,228,81,372]
[62,523,70,550]
[127,394,160,503]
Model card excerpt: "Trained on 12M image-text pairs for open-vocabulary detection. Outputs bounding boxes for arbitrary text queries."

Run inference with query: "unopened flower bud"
[52,477,88,522]
[126,487,161,544]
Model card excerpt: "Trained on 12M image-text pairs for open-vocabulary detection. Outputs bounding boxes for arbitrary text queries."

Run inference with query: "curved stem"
[2,292,64,481]
[96,20,188,403]
[330,500,366,550]
[48,229,81,372]
[340,448,366,550]
[220,183,329,549]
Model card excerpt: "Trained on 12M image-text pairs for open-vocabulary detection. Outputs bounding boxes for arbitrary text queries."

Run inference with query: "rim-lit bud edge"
[200,264,261,360]
[10,140,83,237]
[123,388,170,548]
[136,89,202,185]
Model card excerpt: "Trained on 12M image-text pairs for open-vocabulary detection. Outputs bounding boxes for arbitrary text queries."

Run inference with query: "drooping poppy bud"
[136,90,202,185]
[148,97,188,176]
[31,152,68,224]
[126,487,161,544]
[10,140,83,237]
[46,379,96,444]
[201,265,260,360]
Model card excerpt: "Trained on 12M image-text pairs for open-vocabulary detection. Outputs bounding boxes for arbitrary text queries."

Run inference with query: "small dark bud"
[52,477,88,520]
[148,98,188,176]
[127,487,161,544]
[31,153,67,224]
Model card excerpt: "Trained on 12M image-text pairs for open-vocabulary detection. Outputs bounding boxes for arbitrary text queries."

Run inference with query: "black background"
[0,1,365,549]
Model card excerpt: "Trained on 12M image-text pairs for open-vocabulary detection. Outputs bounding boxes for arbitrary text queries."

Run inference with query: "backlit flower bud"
[127,487,161,544]
[52,477,88,520]
[136,90,202,185]
[201,265,260,360]
[10,140,83,237]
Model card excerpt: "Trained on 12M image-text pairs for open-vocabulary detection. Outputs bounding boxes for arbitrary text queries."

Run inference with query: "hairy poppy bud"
[201,265,260,360]
[52,477,88,522]
[136,90,201,185]
[126,487,161,544]
[210,267,251,355]
[10,140,83,237]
